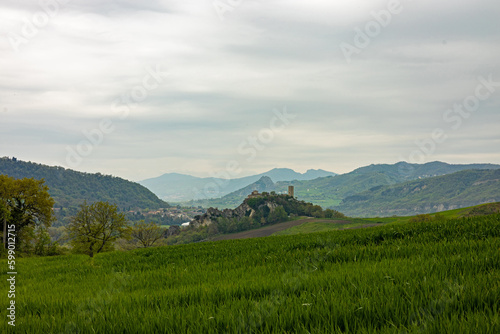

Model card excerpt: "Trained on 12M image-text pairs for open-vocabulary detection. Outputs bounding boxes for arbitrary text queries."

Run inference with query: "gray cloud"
[0,0,499,181]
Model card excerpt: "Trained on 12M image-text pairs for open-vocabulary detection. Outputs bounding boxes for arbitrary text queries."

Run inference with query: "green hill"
[0,157,169,217]
[347,161,500,179]
[336,169,500,217]
[275,172,400,208]
[274,161,500,208]
[4,214,499,333]
[198,162,500,210]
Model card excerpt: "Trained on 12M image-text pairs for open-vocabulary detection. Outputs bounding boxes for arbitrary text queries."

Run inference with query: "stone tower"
[288,186,294,197]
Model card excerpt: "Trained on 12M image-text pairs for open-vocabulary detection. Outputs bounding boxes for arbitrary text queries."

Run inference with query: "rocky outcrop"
[188,195,281,228]
[189,202,255,228]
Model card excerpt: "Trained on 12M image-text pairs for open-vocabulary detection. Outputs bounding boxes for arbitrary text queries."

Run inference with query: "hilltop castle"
[246,186,295,199]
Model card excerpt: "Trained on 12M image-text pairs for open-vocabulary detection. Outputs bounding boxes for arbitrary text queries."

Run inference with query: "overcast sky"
[1,0,499,181]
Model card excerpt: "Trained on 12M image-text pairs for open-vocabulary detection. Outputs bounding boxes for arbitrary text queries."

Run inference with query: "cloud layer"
[1,0,499,181]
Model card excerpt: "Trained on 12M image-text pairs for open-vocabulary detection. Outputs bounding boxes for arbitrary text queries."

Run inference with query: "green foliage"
[324,208,345,219]
[131,221,165,248]
[167,226,208,245]
[267,206,288,224]
[0,157,169,225]
[214,216,257,235]
[246,196,265,209]
[3,214,499,333]
[67,201,130,257]
[336,169,500,217]
[33,226,62,256]
[0,174,55,253]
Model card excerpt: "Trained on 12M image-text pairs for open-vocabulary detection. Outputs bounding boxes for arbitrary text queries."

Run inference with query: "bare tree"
[131,221,165,248]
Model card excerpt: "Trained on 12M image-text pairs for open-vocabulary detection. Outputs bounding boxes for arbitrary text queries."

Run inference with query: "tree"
[268,206,288,224]
[131,221,164,248]
[0,175,55,251]
[325,209,346,219]
[68,201,129,257]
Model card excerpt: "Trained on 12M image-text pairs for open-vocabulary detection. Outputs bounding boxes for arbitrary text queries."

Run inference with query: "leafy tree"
[311,205,324,218]
[33,226,60,256]
[68,201,130,257]
[0,175,55,251]
[268,206,288,224]
[131,221,165,248]
[324,209,346,219]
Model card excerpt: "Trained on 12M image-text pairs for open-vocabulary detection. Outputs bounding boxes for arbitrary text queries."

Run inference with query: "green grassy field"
[360,202,500,226]
[272,218,380,236]
[2,214,499,333]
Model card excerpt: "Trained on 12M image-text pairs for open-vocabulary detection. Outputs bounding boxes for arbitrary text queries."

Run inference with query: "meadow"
[2,214,499,333]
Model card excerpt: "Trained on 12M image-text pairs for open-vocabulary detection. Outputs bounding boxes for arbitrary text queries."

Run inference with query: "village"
[127,206,206,225]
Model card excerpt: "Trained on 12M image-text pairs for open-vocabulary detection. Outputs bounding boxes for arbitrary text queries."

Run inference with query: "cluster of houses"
[128,207,205,221]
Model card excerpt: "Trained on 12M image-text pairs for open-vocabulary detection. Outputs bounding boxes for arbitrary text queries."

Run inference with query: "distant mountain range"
[273,161,500,208]
[188,162,500,215]
[139,168,336,202]
[190,176,277,209]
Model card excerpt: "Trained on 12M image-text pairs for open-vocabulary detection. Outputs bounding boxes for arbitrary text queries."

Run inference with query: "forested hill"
[335,169,500,217]
[0,157,169,211]
[273,161,500,208]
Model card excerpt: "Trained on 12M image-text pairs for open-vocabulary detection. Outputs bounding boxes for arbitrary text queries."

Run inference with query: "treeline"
[0,157,169,225]
[0,174,172,257]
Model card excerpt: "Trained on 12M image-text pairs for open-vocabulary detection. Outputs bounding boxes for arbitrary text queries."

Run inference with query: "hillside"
[274,161,500,208]
[0,157,169,214]
[140,168,336,202]
[349,161,500,179]
[336,169,500,217]
[6,214,499,333]
[275,172,400,208]
[190,161,500,210]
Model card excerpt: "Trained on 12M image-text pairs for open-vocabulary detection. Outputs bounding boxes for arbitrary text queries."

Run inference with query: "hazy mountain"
[335,169,500,217]
[0,157,169,213]
[192,161,500,210]
[139,168,336,202]
[189,176,277,209]
[349,161,500,179]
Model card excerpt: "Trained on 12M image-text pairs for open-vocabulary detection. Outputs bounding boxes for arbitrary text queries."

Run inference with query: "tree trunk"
[3,216,6,249]
[89,241,95,258]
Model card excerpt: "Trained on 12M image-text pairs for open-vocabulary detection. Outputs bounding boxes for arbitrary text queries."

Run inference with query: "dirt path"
[211,218,352,241]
